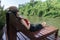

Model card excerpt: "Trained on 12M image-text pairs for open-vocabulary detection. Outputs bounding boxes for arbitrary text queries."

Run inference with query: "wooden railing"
[16,26,58,40]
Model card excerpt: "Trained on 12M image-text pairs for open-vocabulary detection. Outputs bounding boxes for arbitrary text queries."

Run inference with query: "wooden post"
[55,30,58,40]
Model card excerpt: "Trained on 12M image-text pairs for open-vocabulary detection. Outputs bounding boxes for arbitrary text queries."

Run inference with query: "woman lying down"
[12,8,47,32]
[20,18,46,32]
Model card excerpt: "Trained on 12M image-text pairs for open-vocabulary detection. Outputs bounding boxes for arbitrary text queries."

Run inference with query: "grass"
[23,15,60,35]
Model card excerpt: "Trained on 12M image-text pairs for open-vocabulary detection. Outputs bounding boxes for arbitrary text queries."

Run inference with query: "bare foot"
[41,22,47,27]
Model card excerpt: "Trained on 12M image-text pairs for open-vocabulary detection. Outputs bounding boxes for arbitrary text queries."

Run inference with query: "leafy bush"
[0,8,6,30]
[19,0,60,18]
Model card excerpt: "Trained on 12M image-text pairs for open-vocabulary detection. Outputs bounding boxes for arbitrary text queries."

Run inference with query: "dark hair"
[6,6,19,16]
[6,6,19,39]
[8,6,19,13]
[6,6,19,25]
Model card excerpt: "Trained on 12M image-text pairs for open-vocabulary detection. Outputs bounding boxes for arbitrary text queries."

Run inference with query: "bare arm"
[21,19,30,30]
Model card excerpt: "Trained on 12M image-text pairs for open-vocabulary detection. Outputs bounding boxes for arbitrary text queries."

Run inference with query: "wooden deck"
[2,25,59,40]
[57,36,60,40]
[2,32,60,40]
[3,24,60,40]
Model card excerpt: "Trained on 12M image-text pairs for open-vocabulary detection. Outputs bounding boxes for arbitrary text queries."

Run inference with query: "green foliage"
[0,8,6,30]
[19,0,60,18]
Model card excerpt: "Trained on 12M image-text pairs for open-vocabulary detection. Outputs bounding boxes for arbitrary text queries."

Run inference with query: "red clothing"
[18,16,30,26]
[23,19,29,26]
